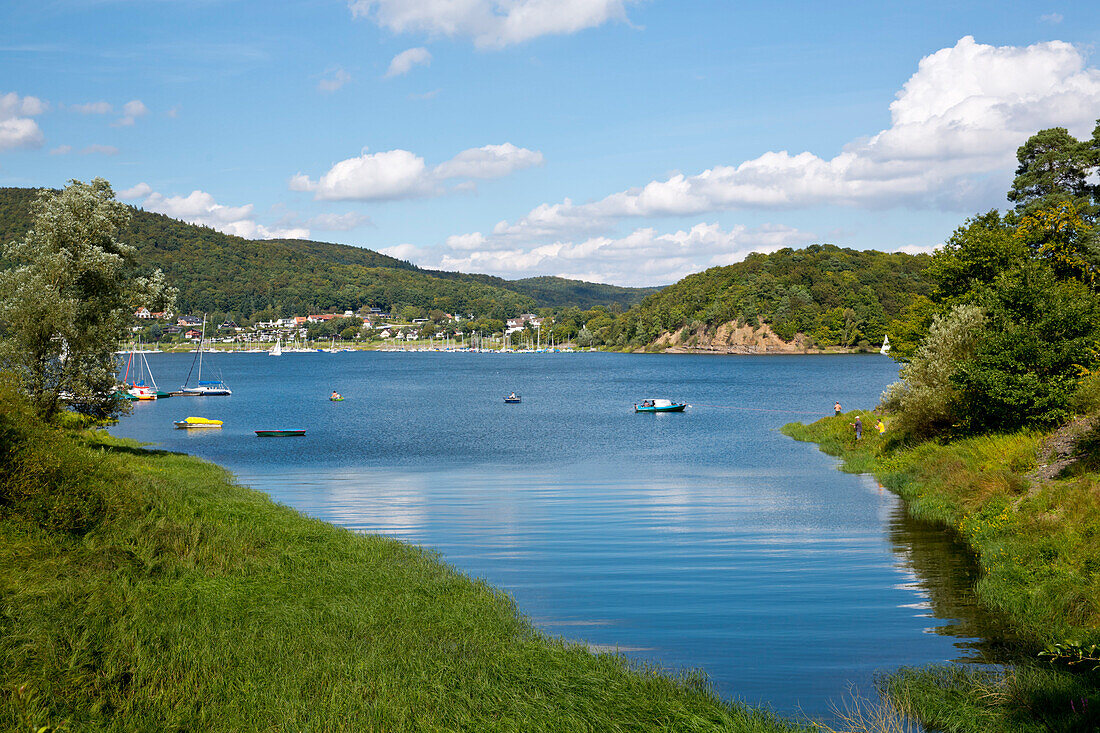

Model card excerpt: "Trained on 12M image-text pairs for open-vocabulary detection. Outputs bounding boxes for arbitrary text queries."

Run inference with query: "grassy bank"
[1,390,804,732]
[782,413,1100,731]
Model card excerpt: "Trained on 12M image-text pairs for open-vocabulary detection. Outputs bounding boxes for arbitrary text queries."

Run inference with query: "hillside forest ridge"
[0,186,931,353]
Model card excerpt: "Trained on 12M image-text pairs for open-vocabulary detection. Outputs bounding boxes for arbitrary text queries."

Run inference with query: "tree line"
[885,119,1100,437]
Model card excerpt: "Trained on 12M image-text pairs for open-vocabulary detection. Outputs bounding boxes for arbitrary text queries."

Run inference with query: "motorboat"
[173,416,223,429]
[504,393,522,403]
[634,399,686,413]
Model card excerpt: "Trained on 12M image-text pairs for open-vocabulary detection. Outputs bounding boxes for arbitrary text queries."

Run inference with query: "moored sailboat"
[179,318,232,396]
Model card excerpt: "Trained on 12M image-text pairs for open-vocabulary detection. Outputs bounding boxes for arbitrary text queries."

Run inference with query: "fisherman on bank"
[834,401,842,416]
[851,415,862,441]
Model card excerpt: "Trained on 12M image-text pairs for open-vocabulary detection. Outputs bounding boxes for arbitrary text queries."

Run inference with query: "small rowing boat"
[255,429,306,437]
[504,393,521,403]
[174,416,223,429]
[634,399,686,413]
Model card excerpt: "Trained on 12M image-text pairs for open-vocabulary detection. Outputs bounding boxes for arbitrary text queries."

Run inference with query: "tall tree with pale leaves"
[0,178,174,419]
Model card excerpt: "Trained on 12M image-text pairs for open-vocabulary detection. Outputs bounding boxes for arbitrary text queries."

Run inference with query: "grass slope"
[782,413,1100,731]
[1,395,803,731]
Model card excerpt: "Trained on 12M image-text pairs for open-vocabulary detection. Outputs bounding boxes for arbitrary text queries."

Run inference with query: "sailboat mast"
[198,316,206,380]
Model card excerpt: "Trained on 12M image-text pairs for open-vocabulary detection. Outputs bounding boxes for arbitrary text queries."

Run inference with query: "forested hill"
[0,187,653,316]
[422,271,659,309]
[617,245,932,351]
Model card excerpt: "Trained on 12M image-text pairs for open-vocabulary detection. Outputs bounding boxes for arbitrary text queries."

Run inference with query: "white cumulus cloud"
[291,148,433,201]
[305,212,372,231]
[319,67,352,92]
[482,36,1100,246]
[144,189,310,240]
[349,0,637,48]
[291,142,543,201]
[445,232,488,250]
[433,222,816,286]
[118,182,153,199]
[385,47,431,78]
[0,92,47,151]
[114,99,149,127]
[434,142,544,179]
[378,243,424,261]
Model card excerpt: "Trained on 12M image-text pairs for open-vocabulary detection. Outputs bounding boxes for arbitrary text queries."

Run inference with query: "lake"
[111,350,998,722]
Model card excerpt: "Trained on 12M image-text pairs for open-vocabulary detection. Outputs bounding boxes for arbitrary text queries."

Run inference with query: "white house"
[506,314,543,334]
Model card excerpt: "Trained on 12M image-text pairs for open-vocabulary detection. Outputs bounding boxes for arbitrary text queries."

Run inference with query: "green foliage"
[0,187,525,320]
[0,379,106,534]
[953,266,1100,433]
[1007,121,1100,221]
[306,316,361,340]
[1,186,657,319]
[1071,372,1100,415]
[926,210,1026,302]
[884,664,1100,733]
[889,135,1100,437]
[881,304,986,439]
[1013,202,1099,285]
[425,272,658,309]
[0,180,170,419]
[614,245,931,348]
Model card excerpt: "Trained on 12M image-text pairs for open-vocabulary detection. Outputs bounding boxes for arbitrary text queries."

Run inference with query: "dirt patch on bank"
[1027,415,1099,485]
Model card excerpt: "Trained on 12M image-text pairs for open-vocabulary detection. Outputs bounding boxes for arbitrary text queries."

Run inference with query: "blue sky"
[2,1,1099,285]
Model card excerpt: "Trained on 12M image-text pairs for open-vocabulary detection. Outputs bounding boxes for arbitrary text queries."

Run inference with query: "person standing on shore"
[851,416,862,441]
[876,418,885,435]
[834,401,842,416]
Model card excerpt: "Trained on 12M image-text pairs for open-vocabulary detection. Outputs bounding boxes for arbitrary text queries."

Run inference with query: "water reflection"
[886,502,1016,662]
[111,351,998,721]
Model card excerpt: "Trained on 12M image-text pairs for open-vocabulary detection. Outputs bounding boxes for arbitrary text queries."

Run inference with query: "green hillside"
[612,245,933,350]
[0,187,653,316]
[424,270,657,309]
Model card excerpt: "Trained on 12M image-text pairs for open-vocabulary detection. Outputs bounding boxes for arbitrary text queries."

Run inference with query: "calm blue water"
[111,351,994,722]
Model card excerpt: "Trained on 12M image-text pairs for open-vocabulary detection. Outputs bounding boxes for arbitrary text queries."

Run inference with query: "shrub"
[0,379,107,534]
[953,266,1100,433]
[1071,372,1100,414]
[881,304,986,439]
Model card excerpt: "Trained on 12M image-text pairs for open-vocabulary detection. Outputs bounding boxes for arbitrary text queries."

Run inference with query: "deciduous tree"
[0,179,172,419]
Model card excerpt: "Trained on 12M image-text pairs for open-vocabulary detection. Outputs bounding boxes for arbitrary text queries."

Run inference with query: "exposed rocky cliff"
[651,321,848,354]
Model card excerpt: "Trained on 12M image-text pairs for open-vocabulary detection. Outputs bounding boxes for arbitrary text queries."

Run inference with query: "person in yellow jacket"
[876,418,886,435]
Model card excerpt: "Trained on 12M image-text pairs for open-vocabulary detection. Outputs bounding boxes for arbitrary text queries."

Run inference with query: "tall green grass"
[783,413,1100,731]
[1,387,807,732]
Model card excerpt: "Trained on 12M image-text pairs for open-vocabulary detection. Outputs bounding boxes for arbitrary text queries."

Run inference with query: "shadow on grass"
[79,435,183,459]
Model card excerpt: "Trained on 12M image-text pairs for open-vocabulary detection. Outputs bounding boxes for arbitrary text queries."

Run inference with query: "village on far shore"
[130,307,554,351]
